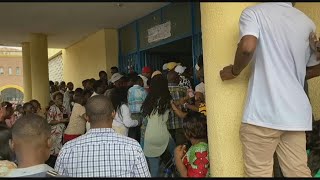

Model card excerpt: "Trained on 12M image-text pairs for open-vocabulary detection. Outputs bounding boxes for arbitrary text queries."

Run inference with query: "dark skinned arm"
[306,64,320,80]
[220,35,258,81]
[232,35,258,75]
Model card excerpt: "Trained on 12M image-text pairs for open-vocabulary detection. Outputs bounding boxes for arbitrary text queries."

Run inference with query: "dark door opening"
[143,36,194,85]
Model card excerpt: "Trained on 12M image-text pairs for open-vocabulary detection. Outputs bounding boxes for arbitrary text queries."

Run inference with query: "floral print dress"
[47,104,67,156]
[182,142,210,177]
[0,160,16,177]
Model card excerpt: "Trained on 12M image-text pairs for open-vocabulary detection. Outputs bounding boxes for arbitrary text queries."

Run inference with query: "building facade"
[0,47,24,103]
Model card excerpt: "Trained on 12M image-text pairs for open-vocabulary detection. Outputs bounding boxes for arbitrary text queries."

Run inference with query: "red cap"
[142,66,152,73]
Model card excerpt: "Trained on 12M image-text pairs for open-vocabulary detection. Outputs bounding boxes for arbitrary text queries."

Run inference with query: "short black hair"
[60,81,66,86]
[183,111,207,139]
[111,66,119,71]
[12,114,51,142]
[99,71,107,76]
[74,88,84,104]
[23,102,34,112]
[0,126,13,161]
[85,95,114,123]
[52,91,63,100]
[82,79,89,84]
[93,80,104,92]
[130,75,143,84]
[49,81,54,86]
[29,99,41,108]
[83,89,93,97]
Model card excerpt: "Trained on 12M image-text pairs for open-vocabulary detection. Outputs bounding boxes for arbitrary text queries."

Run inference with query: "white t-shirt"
[112,104,139,136]
[139,75,149,89]
[6,164,54,177]
[64,103,86,135]
[195,82,205,96]
[241,3,318,131]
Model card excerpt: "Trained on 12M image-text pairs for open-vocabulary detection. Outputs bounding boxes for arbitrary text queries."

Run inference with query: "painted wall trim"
[48,50,62,61]
[0,84,24,93]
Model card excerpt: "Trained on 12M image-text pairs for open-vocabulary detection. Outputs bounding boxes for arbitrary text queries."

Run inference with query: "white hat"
[162,63,168,70]
[109,73,123,83]
[175,65,187,75]
[195,64,200,71]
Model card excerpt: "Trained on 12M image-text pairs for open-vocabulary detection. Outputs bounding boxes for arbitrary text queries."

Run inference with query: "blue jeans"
[147,138,176,177]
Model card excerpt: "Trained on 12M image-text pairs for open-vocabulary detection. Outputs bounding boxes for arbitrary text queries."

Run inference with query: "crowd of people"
[0,59,209,177]
[2,2,320,178]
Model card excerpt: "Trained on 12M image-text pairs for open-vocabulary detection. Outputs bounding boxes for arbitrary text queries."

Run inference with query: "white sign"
[147,21,171,43]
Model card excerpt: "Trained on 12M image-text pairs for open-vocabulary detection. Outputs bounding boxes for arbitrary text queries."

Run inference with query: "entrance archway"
[0,85,24,103]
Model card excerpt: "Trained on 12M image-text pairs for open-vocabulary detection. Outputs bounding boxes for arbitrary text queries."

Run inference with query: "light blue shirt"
[128,85,147,113]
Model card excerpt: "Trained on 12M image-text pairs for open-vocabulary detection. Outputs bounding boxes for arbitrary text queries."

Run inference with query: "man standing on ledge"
[220,2,320,177]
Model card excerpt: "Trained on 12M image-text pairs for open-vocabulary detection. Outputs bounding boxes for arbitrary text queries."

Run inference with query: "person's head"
[110,73,124,88]
[29,100,41,114]
[2,102,13,119]
[54,81,59,86]
[130,75,144,87]
[10,114,52,165]
[73,88,84,105]
[60,81,66,87]
[67,82,74,91]
[23,102,35,115]
[141,74,171,117]
[49,81,54,87]
[142,66,152,79]
[107,87,128,118]
[111,66,119,75]
[83,90,93,104]
[85,95,115,128]
[15,104,24,114]
[52,92,64,107]
[82,79,88,89]
[87,79,95,90]
[93,80,107,95]
[99,71,108,81]
[183,111,207,141]
[167,70,180,84]
[0,127,13,161]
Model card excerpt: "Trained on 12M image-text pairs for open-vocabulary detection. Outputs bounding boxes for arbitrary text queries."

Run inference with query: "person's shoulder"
[60,134,87,150]
[113,133,142,150]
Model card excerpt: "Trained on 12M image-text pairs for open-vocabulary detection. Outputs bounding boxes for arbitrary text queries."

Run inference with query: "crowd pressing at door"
[1,2,320,178]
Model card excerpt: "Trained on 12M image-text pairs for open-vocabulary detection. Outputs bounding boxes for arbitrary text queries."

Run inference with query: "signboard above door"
[147,21,171,43]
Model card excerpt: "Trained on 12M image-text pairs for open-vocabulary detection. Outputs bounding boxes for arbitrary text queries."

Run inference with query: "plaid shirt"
[168,83,187,130]
[54,128,151,178]
[128,85,147,113]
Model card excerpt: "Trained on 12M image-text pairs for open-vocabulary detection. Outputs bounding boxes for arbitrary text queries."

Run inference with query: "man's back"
[54,128,150,177]
[242,3,318,130]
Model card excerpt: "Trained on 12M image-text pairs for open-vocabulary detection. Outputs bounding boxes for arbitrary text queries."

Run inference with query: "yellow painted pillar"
[22,42,32,102]
[30,33,50,107]
[105,29,119,78]
[295,3,320,120]
[200,2,257,177]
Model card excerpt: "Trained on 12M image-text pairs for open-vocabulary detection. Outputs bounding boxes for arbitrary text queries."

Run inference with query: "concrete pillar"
[22,42,32,102]
[30,33,50,107]
[200,2,257,177]
[296,3,320,120]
